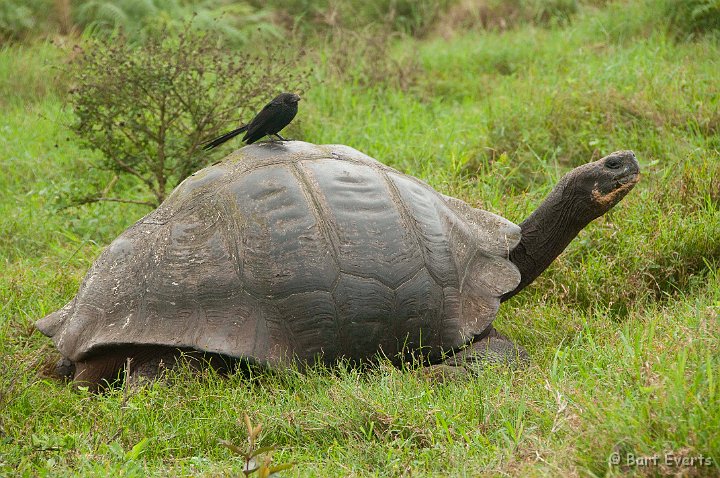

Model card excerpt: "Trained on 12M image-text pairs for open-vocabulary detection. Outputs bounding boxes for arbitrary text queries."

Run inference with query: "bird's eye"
[605,158,622,169]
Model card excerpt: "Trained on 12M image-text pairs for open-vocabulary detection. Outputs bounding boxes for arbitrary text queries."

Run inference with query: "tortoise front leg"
[444,326,529,370]
[420,326,529,382]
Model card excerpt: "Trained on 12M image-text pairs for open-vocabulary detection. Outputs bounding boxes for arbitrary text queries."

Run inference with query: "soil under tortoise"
[36,142,640,390]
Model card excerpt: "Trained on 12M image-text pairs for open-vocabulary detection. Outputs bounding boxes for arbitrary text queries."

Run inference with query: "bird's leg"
[274,133,288,141]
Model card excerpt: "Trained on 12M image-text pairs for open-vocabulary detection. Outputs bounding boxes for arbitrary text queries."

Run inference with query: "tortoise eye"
[605,158,622,169]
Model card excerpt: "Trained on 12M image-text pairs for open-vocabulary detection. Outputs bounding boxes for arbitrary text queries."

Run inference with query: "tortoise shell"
[37,142,521,366]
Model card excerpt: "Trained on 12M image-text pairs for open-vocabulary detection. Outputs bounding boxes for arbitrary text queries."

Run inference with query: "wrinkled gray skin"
[36,142,640,390]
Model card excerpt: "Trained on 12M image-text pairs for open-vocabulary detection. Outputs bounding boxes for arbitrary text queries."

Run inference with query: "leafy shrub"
[0,44,68,108]
[530,0,578,25]
[318,27,421,90]
[662,0,720,38]
[74,0,281,46]
[0,0,48,40]
[345,0,457,36]
[253,0,456,36]
[0,0,280,45]
[434,0,579,35]
[69,23,307,207]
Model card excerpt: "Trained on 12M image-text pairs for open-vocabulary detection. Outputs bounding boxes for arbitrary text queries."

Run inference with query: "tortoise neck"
[501,178,588,302]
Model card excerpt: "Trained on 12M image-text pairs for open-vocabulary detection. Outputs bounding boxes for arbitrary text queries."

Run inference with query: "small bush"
[318,27,421,91]
[69,23,307,207]
[74,0,282,46]
[253,0,456,37]
[347,0,457,37]
[434,0,579,36]
[662,0,720,38]
[0,44,68,108]
[0,0,49,41]
[0,0,281,45]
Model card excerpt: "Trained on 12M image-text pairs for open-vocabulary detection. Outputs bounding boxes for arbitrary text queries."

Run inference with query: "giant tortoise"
[37,142,640,389]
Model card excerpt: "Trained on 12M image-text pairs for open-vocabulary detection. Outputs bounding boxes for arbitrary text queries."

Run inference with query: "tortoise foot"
[442,327,529,373]
[418,364,470,383]
[54,358,76,380]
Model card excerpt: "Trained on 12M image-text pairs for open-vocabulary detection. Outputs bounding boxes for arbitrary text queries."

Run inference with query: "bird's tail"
[202,124,249,151]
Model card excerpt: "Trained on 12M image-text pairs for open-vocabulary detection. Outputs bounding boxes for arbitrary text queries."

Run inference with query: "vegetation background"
[1,0,719,476]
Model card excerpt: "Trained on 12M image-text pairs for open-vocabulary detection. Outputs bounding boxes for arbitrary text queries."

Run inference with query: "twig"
[101,175,119,197]
[110,357,133,443]
[111,154,157,192]
[84,197,156,207]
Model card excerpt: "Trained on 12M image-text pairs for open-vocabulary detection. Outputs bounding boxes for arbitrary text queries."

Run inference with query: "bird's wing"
[243,104,276,140]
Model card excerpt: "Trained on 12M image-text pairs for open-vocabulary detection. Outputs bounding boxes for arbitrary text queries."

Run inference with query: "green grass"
[2,1,720,476]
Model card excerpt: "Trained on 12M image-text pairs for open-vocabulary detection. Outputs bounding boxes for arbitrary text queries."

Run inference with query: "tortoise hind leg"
[71,347,176,391]
[73,353,128,392]
[54,357,76,380]
[128,349,237,386]
[73,347,238,391]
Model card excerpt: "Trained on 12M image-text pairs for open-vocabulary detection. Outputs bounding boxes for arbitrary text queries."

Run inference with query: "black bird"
[203,92,301,150]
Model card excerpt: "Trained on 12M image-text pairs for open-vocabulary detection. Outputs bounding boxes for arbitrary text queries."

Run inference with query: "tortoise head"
[502,150,640,301]
[560,150,640,224]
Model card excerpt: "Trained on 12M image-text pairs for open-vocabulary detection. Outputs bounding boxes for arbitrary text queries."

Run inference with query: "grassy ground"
[1,1,719,476]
